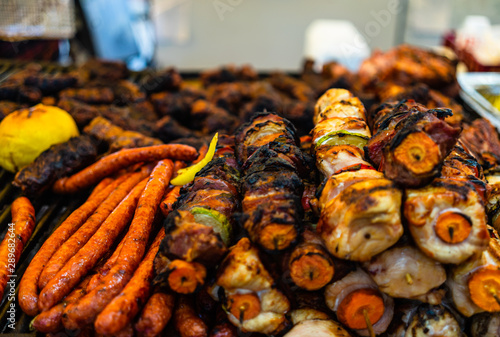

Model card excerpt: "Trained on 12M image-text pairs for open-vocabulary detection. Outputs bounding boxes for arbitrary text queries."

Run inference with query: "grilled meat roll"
[365,99,461,187]
[284,317,352,337]
[313,89,403,261]
[155,136,240,290]
[324,268,394,336]
[387,303,465,337]
[363,245,446,301]
[447,227,500,317]
[235,113,308,252]
[215,237,290,335]
[461,118,500,170]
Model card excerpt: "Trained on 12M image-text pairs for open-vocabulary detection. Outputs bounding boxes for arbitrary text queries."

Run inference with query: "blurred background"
[1,0,500,71]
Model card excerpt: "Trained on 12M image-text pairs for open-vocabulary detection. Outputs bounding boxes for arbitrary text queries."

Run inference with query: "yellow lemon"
[0,104,79,172]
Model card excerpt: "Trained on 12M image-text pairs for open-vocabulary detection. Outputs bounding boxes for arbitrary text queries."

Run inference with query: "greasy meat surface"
[83,116,162,152]
[139,67,182,94]
[24,72,79,95]
[405,179,489,264]
[363,245,446,300]
[461,118,500,170]
[284,319,352,337]
[13,135,98,196]
[59,87,115,104]
[215,238,290,335]
[471,313,500,337]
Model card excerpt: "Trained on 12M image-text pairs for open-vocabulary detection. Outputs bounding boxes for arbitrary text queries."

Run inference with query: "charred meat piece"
[447,227,500,317]
[301,59,354,97]
[363,244,446,301]
[200,64,258,86]
[112,80,146,104]
[140,67,183,94]
[365,100,461,187]
[154,115,200,143]
[191,99,239,133]
[150,88,206,124]
[24,72,79,95]
[207,82,251,115]
[324,268,394,336]
[215,237,290,335]
[59,87,115,104]
[461,118,500,170]
[387,303,465,337]
[84,116,162,152]
[470,312,500,337]
[80,59,128,81]
[57,97,100,127]
[405,178,489,264]
[94,104,156,136]
[358,44,457,91]
[239,94,283,122]
[0,101,24,121]
[281,100,315,137]
[13,135,98,196]
[0,82,41,103]
[268,72,316,102]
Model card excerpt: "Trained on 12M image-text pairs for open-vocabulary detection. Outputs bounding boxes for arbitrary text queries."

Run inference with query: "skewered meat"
[235,113,305,252]
[363,245,446,301]
[405,178,489,264]
[470,312,500,337]
[358,44,457,91]
[140,67,183,94]
[324,268,394,336]
[215,238,290,335]
[313,89,403,261]
[284,318,352,337]
[365,100,461,187]
[387,303,465,337]
[461,118,500,170]
[447,227,500,317]
[13,135,98,196]
[84,116,162,152]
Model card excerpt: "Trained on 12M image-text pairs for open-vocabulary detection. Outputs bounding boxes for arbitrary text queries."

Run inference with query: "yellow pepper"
[170,133,218,186]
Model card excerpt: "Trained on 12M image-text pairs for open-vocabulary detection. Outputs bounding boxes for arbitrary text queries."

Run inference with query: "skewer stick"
[363,309,376,337]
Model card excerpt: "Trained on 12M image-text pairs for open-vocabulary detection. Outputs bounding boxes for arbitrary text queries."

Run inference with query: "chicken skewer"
[312,89,403,261]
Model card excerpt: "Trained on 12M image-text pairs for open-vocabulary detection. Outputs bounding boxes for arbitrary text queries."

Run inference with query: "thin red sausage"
[94,228,166,335]
[0,197,35,298]
[53,145,196,194]
[38,178,149,311]
[87,177,114,200]
[62,160,173,330]
[38,171,148,289]
[135,291,175,337]
[19,177,125,316]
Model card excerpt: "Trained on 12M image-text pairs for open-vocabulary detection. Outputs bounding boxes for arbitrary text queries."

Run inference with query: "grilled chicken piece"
[57,97,100,127]
[324,268,394,336]
[154,115,200,143]
[112,80,146,104]
[387,303,465,337]
[365,100,461,187]
[0,82,41,103]
[0,101,24,121]
[470,312,500,337]
[84,116,162,152]
[358,44,456,91]
[363,245,446,300]
[284,318,352,337]
[59,87,115,104]
[13,135,98,196]
[139,67,182,94]
[461,118,500,170]
[311,117,371,152]
[315,145,373,178]
[447,227,500,317]
[190,99,239,133]
[314,88,353,122]
[150,88,206,124]
[318,176,403,261]
[405,178,489,264]
[215,238,290,335]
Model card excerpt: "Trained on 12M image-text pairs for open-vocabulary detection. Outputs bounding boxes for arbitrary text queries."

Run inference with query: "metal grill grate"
[0,0,76,41]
